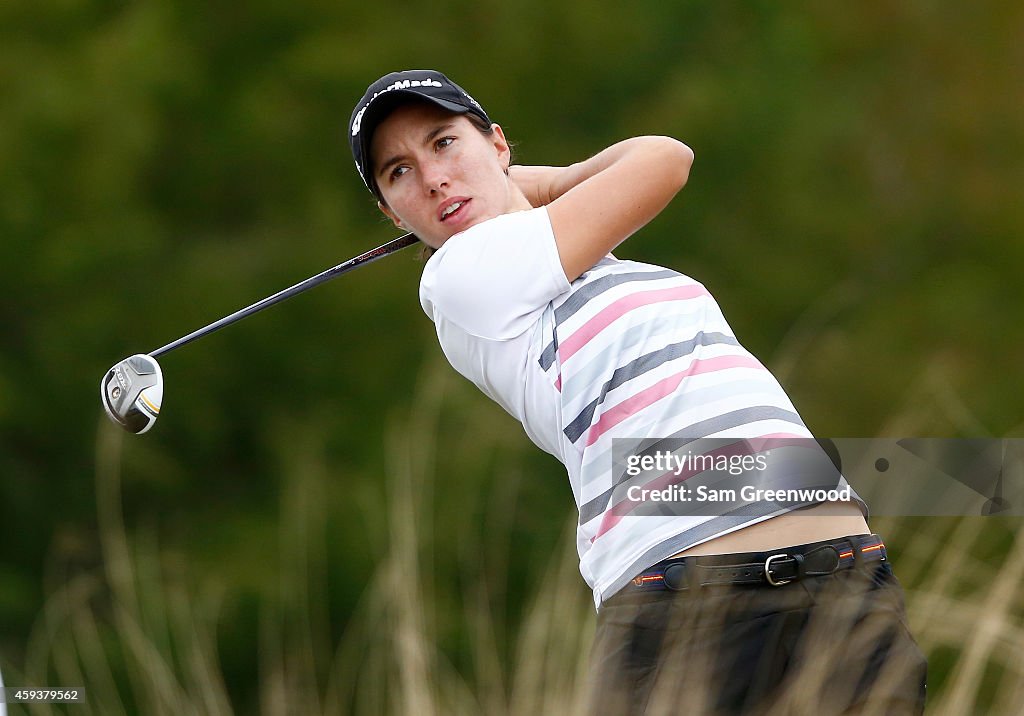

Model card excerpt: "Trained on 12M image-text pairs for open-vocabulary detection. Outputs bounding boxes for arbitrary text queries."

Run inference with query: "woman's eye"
[390,165,410,180]
[436,136,455,151]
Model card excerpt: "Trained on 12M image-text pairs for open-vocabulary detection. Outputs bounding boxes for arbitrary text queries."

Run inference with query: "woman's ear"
[490,123,512,172]
[378,200,406,229]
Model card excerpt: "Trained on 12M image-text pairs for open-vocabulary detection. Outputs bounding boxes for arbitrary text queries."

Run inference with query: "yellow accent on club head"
[140,392,161,414]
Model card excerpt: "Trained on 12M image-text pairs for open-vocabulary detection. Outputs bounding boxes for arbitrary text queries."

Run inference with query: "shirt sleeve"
[419,207,571,340]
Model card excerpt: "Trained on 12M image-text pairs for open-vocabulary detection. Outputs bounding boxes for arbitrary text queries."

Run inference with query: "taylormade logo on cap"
[351,78,444,137]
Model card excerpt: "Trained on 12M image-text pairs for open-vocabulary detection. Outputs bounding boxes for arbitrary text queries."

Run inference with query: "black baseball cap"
[348,70,491,196]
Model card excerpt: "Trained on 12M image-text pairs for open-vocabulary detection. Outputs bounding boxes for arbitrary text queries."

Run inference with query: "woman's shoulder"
[419,207,570,340]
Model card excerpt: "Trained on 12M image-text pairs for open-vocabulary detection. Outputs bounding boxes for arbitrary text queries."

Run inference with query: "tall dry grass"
[4,364,1024,714]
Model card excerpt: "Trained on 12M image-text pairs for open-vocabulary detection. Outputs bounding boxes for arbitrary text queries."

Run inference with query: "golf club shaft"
[150,233,418,358]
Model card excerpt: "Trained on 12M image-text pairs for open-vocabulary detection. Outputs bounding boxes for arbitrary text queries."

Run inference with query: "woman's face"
[370,102,521,249]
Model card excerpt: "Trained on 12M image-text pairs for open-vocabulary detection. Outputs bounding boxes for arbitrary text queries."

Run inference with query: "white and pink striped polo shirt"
[420,207,843,608]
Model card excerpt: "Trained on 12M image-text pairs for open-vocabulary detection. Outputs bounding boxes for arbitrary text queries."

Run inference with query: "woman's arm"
[509,137,694,281]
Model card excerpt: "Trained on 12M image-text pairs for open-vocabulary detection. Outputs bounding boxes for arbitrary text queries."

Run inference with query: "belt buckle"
[765,554,794,586]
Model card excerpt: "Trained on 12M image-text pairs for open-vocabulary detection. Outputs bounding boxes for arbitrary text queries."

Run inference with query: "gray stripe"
[645,405,804,454]
[539,336,558,372]
[562,332,739,443]
[556,269,680,326]
[560,308,718,404]
[538,268,682,371]
[577,406,805,523]
[570,377,796,479]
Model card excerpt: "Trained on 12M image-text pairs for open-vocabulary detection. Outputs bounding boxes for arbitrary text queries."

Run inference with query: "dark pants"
[586,560,927,715]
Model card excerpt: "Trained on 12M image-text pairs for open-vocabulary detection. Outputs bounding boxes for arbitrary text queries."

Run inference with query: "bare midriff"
[670,502,871,558]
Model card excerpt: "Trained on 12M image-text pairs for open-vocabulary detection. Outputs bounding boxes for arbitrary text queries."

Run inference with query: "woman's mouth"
[439,198,470,223]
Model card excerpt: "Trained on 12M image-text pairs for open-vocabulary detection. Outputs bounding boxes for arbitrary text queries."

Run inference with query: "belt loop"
[687,557,702,591]
[850,536,864,568]
[793,552,806,579]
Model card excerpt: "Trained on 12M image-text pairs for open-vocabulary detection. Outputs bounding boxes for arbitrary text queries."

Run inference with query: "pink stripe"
[554,374,562,392]
[559,285,708,362]
[591,433,812,541]
[584,355,763,447]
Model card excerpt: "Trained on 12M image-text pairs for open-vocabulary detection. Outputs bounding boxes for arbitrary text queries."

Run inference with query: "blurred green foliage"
[2,0,1022,709]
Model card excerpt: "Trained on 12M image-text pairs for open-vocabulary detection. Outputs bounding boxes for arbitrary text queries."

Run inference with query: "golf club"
[101,232,418,433]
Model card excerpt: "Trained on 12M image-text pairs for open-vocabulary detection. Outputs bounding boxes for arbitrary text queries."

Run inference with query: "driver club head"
[100,354,164,434]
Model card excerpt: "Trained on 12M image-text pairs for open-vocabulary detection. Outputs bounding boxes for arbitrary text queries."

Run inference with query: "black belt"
[624,533,887,594]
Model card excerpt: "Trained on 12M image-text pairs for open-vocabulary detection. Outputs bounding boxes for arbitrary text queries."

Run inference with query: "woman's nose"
[420,160,449,194]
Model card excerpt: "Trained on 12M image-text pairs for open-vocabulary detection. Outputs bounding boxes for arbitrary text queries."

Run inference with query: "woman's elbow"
[647,136,693,189]
[667,138,694,187]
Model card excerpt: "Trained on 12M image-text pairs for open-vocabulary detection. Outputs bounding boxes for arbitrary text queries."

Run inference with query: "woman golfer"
[349,70,926,714]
